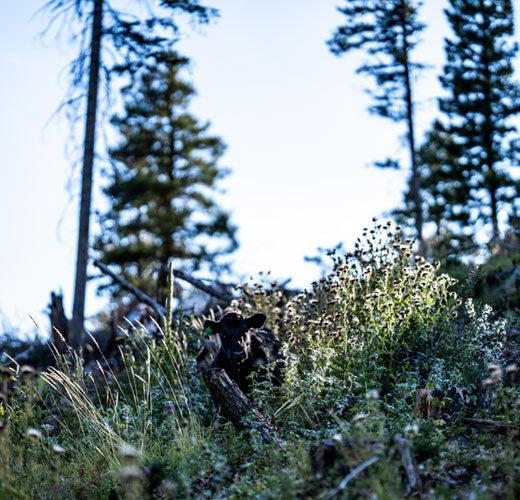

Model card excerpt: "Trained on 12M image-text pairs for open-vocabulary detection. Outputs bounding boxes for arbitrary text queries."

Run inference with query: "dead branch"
[172,268,233,302]
[92,258,167,318]
[394,435,423,496]
[463,418,520,436]
[320,456,379,500]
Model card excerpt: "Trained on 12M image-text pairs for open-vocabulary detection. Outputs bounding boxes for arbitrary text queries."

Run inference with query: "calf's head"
[204,312,266,361]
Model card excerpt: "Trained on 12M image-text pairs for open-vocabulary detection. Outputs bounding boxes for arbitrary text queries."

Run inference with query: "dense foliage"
[431,0,520,247]
[1,224,518,498]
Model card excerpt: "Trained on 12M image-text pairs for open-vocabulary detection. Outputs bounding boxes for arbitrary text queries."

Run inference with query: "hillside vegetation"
[1,224,519,499]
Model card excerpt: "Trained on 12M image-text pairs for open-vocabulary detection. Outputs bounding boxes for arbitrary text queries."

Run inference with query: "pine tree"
[328,0,426,248]
[43,0,215,346]
[437,0,520,247]
[94,55,237,303]
[416,120,474,257]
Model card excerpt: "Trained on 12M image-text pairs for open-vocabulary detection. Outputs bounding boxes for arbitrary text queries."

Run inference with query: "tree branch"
[92,258,167,318]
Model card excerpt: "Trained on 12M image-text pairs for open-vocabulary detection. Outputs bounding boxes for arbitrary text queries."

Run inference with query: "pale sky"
[1,0,519,336]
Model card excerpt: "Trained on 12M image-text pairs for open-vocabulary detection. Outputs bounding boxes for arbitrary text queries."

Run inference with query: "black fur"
[204,312,284,394]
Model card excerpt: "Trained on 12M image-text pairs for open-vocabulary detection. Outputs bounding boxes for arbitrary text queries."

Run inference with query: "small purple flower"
[398,318,404,323]
[412,300,417,305]
[65,349,72,356]
[382,269,388,274]
[143,467,150,475]
[165,403,175,414]
[393,280,397,285]
[395,435,405,446]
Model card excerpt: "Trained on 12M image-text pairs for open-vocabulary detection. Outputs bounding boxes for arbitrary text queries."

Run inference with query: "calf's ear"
[246,313,266,329]
[203,320,220,336]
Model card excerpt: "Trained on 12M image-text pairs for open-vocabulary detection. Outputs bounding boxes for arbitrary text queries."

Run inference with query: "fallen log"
[463,417,520,436]
[202,368,279,444]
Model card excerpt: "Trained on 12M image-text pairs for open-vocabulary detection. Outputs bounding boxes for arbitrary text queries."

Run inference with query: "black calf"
[203,312,284,394]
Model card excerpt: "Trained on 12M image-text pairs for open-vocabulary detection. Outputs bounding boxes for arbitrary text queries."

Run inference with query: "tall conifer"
[95,55,237,303]
[328,0,426,248]
[436,0,520,246]
[43,0,215,346]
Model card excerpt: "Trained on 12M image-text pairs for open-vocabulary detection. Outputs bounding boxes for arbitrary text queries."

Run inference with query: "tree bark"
[49,291,69,354]
[399,0,423,252]
[70,0,104,348]
[202,368,278,444]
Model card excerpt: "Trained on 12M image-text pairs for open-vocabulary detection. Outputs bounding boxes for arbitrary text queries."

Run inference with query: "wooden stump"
[202,368,279,444]
[49,291,69,354]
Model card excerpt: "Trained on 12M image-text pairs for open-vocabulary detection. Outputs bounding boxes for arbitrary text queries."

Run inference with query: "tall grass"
[0,223,518,498]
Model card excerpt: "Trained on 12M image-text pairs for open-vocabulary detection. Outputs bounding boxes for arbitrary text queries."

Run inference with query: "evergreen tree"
[43,0,215,346]
[437,0,520,247]
[328,0,426,249]
[94,55,237,303]
[419,121,474,257]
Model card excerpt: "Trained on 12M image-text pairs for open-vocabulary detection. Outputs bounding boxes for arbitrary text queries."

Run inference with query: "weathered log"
[415,386,465,420]
[49,291,69,354]
[202,368,278,444]
[463,417,520,436]
[415,387,441,419]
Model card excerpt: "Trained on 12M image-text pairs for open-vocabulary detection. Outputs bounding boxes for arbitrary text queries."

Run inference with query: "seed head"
[332,433,343,443]
[366,389,379,401]
[404,423,419,435]
[352,412,368,423]
[487,363,503,380]
[482,377,495,388]
[118,443,141,461]
[53,445,66,456]
[20,366,36,378]
[160,480,176,494]
[26,428,42,440]
[1,367,12,380]
[120,466,144,482]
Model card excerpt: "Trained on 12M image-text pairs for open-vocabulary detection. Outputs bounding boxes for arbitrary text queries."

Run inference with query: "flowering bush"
[238,223,506,418]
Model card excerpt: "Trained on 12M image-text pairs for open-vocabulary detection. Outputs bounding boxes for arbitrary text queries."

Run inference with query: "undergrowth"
[0,223,518,498]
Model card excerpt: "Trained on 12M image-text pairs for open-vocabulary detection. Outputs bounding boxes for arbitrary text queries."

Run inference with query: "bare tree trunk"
[490,187,500,247]
[49,291,69,354]
[400,0,423,252]
[70,0,103,348]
